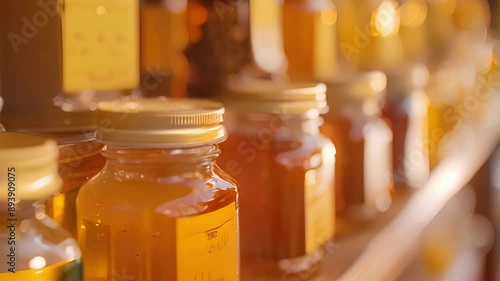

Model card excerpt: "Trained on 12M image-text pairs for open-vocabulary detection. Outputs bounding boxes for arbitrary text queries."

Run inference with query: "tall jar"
[383,64,430,189]
[218,81,335,279]
[283,0,338,82]
[0,0,140,236]
[77,97,239,281]
[185,0,286,98]
[140,0,189,97]
[0,132,82,280]
[321,71,393,232]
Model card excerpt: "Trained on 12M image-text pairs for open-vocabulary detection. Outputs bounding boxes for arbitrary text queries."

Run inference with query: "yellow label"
[62,0,139,92]
[0,259,82,280]
[176,203,238,281]
[304,144,335,255]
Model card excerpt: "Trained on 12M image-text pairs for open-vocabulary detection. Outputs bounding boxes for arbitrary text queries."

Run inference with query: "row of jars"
[0,66,431,280]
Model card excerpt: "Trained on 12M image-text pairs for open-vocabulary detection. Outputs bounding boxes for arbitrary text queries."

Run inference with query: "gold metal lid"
[0,132,61,201]
[223,79,328,114]
[95,96,227,147]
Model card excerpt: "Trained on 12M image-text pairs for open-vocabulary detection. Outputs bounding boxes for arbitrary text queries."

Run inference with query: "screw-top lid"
[95,97,227,147]
[0,132,61,201]
[325,70,387,114]
[223,79,328,115]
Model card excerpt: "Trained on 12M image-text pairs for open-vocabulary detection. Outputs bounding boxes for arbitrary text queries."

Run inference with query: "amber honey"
[218,81,334,279]
[45,137,105,238]
[383,64,430,189]
[141,0,189,97]
[321,71,393,232]
[283,0,337,82]
[77,97,239,281]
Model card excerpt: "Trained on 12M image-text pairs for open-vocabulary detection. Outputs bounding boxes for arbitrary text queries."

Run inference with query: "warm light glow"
[370,1,400,37]
[29,256,47,270]
[165,0,187,13]
[399,0,428,28]
[428,0,457,15]
[320,8,337,26]
[95,6,107,16]
[370,73,387,92]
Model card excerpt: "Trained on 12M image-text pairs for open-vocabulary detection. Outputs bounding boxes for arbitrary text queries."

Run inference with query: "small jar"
[321,71,393,230]
[218,81,335,279]
[383,64,430,189]
[77,97,239,281]
[0,132,82,280]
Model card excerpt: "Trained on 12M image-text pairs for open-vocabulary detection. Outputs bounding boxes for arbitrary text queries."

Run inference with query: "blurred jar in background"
[424,0,459,62]
[140,0,190,97]
[336,0,404,71]
[321,71,393,233]
[398,0,429,63]
[218,81,335,279]
[383,64,430,189]
[186,0,286,98]
[429,35,493,167]
[0,0,139,236]
[0,133,82,280]
[283,0,338,82]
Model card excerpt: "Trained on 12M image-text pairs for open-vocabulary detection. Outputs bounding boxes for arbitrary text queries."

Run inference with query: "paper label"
[176,202,238,281]
[304,144,335,254]
[62,0,139,92]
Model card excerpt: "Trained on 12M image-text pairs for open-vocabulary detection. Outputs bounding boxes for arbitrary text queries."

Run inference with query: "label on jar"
[304,145,335,254]
[176,202,238,281]
[62,0,139,92]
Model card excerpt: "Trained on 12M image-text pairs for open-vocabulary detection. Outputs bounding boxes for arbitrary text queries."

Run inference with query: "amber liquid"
[185,0,254,98]
[140,0,189,97]
[77,148,238,281]
[218,118,334,279]
[283,0,337,82]
[46,140,105,238]
[382,93,429,189]
[321,111,393,234]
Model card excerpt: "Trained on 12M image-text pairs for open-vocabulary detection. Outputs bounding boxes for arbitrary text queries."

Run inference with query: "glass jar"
[383,64,430,189]
[0,0,139,237]
[77,97,239,281]
[0,132,82,280]
[185,0,286,98]
[218,81,335,279]
[336,0,403,70]
[43,134,105,238]
[321,71,393,232]
[140,0,189,97]
[283,0,338,82]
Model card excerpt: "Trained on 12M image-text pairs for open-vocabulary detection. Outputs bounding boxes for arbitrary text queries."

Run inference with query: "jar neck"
[226,111,322,137]
[102,145,221,178]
